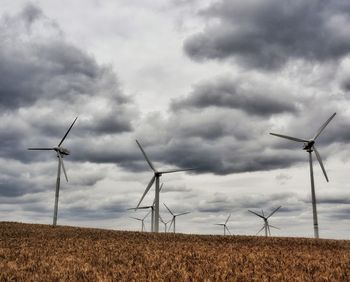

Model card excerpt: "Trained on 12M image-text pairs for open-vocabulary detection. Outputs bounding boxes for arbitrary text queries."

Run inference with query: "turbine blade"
[128,206,152,210]
[269,224,280,230]
[214,224,225,226]
[267,206,281,219]
[248,210,264,219]
[58,153,68,182]
[268,225,271,236]
[159,214,165,223]
[28,148,54,150]
[225,225,231,235]
[130,217,142,221]
[135,140,156,172]
[269,133,307,143]
[58,117,78,147]
[159,183,164,192]
[168,218,174,231]
[136,175,155,208]
[163,203,174,216]
[313,112,336,141]
[313,145,329,182]
[225,213,231,225]
[161,168,196,174]
[256,225,265,235]
[143,210,151,220]
[176,211,190,217]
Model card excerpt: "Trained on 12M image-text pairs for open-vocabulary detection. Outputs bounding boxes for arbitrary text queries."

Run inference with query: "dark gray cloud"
[305,195,350,205]
[0,4,137,163]
[0,5,128,110]
[171,77,298,115]
[197,192,301,213]
[63,202,127,221]
[184,0,350,70]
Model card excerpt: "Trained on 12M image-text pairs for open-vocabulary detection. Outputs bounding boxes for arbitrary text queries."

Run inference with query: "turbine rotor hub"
[303,140,314,152]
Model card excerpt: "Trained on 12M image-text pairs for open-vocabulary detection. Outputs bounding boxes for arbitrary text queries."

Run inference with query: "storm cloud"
[171,77,298,115]
[0,3,137,163]
[184,0,350,70]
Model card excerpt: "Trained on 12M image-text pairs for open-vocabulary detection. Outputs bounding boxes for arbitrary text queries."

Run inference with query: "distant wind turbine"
[129,183,164,232]
[135,140,194,232]
[164,203,190,233]
[249,206,281,237]
[270,112,336,238]
[214,213,231,235]
[28,117,78,226]
[128,205,154,231]
[159,214,171,233]
[130,210,151,232]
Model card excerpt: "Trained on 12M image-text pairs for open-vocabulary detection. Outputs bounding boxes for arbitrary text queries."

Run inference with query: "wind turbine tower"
[28,117,78,226]
[270,113,336,238]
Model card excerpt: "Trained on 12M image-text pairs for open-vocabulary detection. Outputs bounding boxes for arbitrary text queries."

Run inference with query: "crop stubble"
[0,222,349,281]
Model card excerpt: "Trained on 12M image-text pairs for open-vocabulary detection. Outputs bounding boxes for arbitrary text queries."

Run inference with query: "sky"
[1,0,350,239]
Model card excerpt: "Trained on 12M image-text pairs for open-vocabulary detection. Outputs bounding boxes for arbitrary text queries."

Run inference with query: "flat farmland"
[1,222,349,281]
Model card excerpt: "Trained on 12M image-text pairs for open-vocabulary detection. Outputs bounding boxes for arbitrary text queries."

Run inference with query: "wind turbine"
[130,210,151,232]
[159,214,171,233]
[128,205,154,232]
[135,140,194,232]
[248,206,281,237]
[164,203,190,233]
[214,213,231,235]
[270,112,336,238]
[28,117,78,226]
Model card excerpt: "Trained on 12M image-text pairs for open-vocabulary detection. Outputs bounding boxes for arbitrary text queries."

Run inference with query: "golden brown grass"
[1,222,349,281]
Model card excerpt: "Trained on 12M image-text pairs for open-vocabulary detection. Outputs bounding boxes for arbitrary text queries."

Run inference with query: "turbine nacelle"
[303,140,315,151]
[54,147,70,156]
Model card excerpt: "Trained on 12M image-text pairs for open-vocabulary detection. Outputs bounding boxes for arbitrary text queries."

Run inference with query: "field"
[1,222,349,281]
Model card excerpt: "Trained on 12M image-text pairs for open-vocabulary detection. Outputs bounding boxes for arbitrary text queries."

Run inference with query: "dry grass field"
[0,222,349,281]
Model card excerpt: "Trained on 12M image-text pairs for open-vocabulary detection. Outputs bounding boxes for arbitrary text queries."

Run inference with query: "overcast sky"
[1,0,350,239]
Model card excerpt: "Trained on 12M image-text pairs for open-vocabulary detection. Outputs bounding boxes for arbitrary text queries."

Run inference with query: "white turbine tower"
[28,117,78,226]
[249,206,281,237]
[214,213,231,235]
[270,112,336,238]
[130,210,151,232]
[135,140,193,232]
[164,203,190,233]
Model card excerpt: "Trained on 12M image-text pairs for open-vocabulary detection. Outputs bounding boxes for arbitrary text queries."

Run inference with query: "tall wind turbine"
[214,213,231,235]
[130,210,151,232]
[164,203,190,233]
[28,117,78,226]
[248,206,281,237]
[135,140,193,232]
[270,113,336,238]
